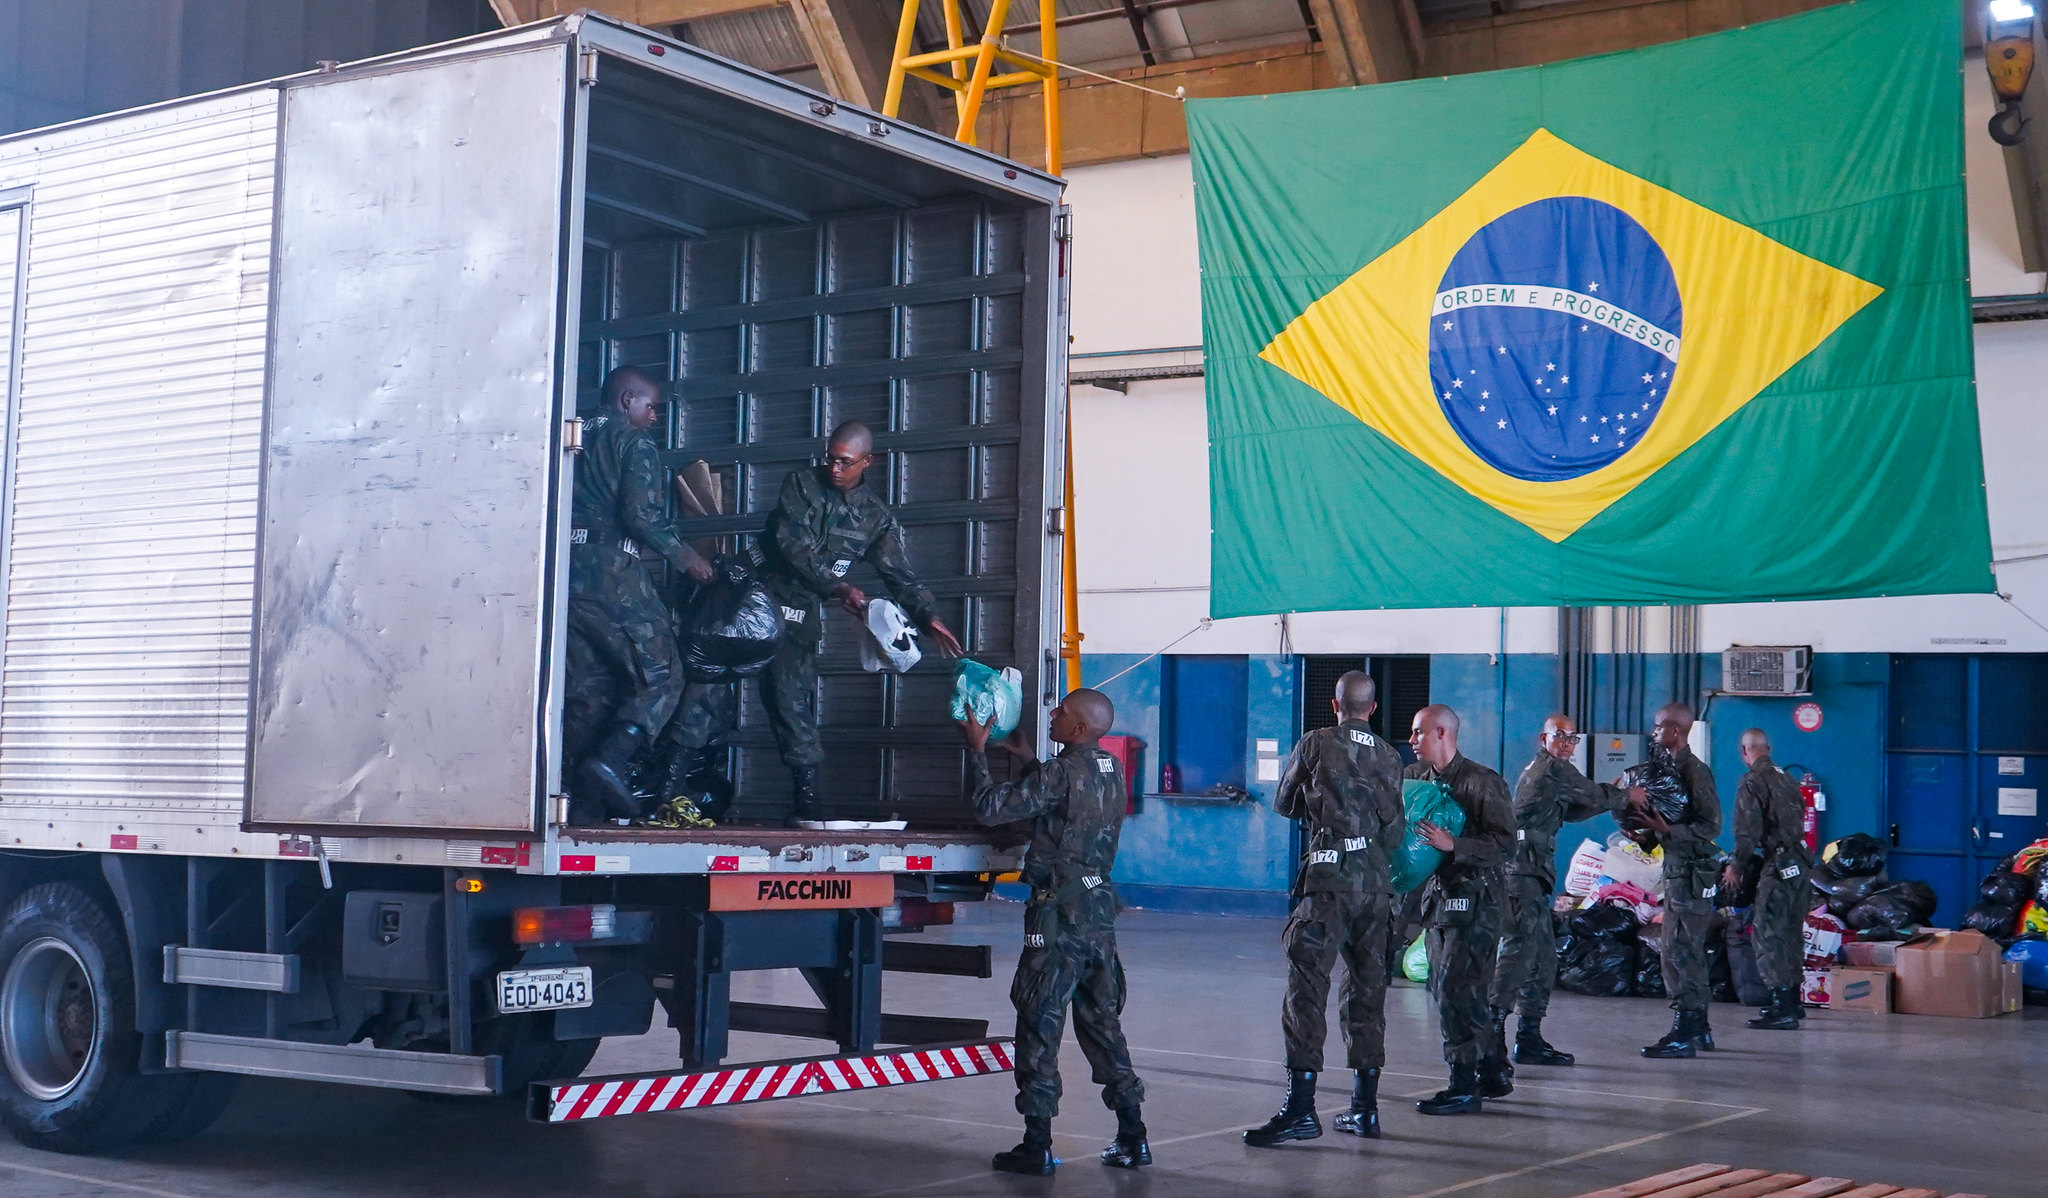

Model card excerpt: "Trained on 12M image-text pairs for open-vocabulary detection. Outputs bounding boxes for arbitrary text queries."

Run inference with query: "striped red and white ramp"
[532,1039,1015,1123]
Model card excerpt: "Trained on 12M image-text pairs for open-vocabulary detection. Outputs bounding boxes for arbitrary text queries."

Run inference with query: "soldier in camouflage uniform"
[1405,705,1516,1116]
[962,688,1149,1176]
[759,421,962,824]
[565,368,713,823]
[1725,728,1811,1031]
[1492,714,1625,1068]
[1631,702,1723,1059]
[1245,671,1405,1148]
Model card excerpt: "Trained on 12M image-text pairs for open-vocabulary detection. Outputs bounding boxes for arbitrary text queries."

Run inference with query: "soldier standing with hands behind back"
[961,689,1149,1177]
[1244,672,1405,1148]
[1405,705,1516,1116]
[1725,728,1811,1032]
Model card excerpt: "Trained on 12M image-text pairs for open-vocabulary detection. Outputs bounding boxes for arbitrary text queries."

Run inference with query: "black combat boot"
[992,1116,1056,1175]
[1697,1009,1716,1051]
[1514,1015,1575,1066]
[783,765,822,828]
[573,722,647,821]
[1747,986,1801,1030]
[1243,1069,1321,1146]
[1100,1103,1151,1168]
[1477,1007,1514,1098]
[1416,1063,1482,1116]
[1641,1007,1701,1059]
[1331,1068,1381,1138]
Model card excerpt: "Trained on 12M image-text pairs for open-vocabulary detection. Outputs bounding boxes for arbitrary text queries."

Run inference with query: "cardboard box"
[1842,940,1901,968]
[1893,930,2012,1018]
[1828,967,1893,1014]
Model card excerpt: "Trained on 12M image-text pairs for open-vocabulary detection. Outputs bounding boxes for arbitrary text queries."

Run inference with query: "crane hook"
[1991,100,2030,146]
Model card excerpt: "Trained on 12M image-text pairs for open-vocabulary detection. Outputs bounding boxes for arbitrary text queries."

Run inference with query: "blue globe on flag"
[1427,197,1682,482]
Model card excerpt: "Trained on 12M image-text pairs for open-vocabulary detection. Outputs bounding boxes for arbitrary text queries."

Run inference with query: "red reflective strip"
[109,834,138,850]
[604,1079,650,1117]
[993,1041,1014,1069]
[560,855,595,872]
[710,855,739,871]
[563,1083,607,1121]
[831,1058,862,1090]
[906,855,933,871]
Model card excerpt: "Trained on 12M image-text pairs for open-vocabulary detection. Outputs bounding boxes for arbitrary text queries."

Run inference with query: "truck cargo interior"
[570,54,1054,829]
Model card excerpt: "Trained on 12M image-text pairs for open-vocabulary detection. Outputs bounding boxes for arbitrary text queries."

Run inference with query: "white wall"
[1064,68,2048,657]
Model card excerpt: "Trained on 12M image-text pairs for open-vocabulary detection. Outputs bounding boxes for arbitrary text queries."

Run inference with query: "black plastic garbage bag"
[678,556,783,682]
[1982,869,2034,908]
[1963,902,2021,939]
[1819,833,1887,879]
[1813,871,1882,919]
[1632,938,1667,998]
[1617,751,1691,850]
[1877,880,1937,924]
[1556,904,1639,998]
[1846,892,1924,936]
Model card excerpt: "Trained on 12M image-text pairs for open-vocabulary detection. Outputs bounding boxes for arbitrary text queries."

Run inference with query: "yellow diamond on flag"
[1259,129,1883,542]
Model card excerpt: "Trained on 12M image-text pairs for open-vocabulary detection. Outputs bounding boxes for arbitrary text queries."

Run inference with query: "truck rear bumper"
[529,1038,1015,1123]
[553,825,1021,877]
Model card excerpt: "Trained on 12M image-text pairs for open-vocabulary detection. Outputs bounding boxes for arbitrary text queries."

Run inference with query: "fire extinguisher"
[1798,771,1825,854]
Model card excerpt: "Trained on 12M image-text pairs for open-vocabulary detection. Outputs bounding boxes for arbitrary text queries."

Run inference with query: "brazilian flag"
[1189,0,1992,615]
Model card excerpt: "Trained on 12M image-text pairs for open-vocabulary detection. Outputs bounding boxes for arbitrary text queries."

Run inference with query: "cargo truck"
[0,12,1067,1152]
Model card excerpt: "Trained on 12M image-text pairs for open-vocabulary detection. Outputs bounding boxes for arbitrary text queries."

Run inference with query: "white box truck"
[0,12,1068,1151]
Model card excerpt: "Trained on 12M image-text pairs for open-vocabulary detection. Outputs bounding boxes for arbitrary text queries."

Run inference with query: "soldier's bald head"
[1411,704,1460,768]
[1063,688,1114,736]
[828,420,874,457]
[1334,671,1377,719]
[1656,701,1695,730]
[1740,727,1771,753]
[602,366,660,408]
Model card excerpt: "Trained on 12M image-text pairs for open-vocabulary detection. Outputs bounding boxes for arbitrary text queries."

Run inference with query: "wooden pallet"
[1571,1163,1989,1198]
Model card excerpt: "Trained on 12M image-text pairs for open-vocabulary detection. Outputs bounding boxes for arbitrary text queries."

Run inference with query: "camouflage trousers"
[1751,854,1811,990]
[657,681,738,758]
[1488,875,1559,1020]
[761,612,824,771]
[564,589,685,757]
[1281,890,1392,1072]
[1011,917,1145,1119]
[1661,854,1717,1009]
[1426,905,1504,1066]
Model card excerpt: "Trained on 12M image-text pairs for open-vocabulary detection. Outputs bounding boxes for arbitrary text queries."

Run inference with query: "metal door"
[1884,654,2048,924]
[246,45,574,834]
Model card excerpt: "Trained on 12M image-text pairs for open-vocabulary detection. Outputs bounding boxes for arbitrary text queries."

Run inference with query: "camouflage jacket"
[1655,749,1722,866]
[570,413,704,588]
[1510,752,1624,888]
[1274,720,1405,894]
[760,466,936,623]
[1404,753,1515,920]
[971,743,1126,924]
[1733,755,1809,866]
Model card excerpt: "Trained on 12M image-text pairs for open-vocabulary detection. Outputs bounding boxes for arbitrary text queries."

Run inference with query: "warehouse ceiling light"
[1987,0,2037,145]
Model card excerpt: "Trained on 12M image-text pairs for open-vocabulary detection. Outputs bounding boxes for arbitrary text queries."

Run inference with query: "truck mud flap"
[529,1038,1014,1123]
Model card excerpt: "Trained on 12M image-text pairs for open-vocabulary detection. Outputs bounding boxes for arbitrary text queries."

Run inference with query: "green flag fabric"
[1189,0,1992,615]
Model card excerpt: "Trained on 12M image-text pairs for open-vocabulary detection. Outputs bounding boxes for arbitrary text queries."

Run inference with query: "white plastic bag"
[1601,832,1665,896]
[1562,838,1606,897]
[949,659,1023,740]
[858,599,922,674]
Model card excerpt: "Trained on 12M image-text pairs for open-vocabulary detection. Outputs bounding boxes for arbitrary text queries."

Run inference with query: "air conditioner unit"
[1720,646,1812,696]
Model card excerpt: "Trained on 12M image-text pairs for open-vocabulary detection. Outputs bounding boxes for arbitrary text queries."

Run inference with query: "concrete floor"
[2,902,2039,1197]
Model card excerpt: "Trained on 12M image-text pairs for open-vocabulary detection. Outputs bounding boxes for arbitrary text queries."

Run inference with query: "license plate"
[497,967,593,1014]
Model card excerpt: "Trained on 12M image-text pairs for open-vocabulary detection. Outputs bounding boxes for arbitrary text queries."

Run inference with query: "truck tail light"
[512,904,616,945]
[882,898,955,930]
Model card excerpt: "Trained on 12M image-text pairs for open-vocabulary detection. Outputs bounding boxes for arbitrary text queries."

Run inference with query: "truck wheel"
[480,1014,599,1095]
[130,1071,239,1144]
[0,883,181,1153]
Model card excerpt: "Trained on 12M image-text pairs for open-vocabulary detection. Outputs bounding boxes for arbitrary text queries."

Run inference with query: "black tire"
[129,1070,239,1145]
[0,882,183,1153]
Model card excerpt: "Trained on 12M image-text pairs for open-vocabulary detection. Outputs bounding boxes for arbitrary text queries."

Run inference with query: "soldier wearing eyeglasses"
[1489,714,1625,1070]
[756,420,964,824]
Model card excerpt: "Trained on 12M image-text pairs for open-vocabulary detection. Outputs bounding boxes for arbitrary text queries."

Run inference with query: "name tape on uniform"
[831,559,854,576]
[1309,849,1341,865]
[1342,836,1370,851]
[781,606,806,624]
[1349,729,1377,746]
[1444,897,1471,912]
[1095,757,1116,773]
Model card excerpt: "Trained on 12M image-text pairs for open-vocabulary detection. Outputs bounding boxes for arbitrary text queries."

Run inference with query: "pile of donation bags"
[1549,833,1943,1003]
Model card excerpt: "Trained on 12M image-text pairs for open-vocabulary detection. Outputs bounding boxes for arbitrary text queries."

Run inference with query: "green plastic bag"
[949,658,1023,740]
[1390,778,1467,893]
[1401,933,1429,983]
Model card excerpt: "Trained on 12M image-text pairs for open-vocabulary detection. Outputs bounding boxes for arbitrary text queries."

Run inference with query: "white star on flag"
[1546,363,1556,371]
[1442,321,1453,330]
[1497,420,1507,429]
[1560,376,1569,384]
[1480,391,1490,399]
[1452,379,1463,389]
[1547,405,1558,415]
[1591,434,1601,442]
[1588,282,1599,292]
[1641,373,1653,383]
[1497,346,1507,354]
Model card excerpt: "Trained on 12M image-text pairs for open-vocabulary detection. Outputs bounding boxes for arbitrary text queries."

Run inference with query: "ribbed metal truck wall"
[0,92,276,843]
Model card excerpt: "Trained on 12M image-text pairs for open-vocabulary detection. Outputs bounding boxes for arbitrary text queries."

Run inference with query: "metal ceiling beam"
[589,143,814,222]
[587,193,712,236]
[1304,0,1417,85]
[785,0,942,129]
[1117,0,1158,67]
[495,1,786,28]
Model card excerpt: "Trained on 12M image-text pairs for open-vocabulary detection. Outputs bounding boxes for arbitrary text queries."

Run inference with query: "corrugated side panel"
[0,91,276,829]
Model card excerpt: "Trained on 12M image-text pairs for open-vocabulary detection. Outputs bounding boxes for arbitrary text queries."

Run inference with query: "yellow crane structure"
[881,0,1080,693]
